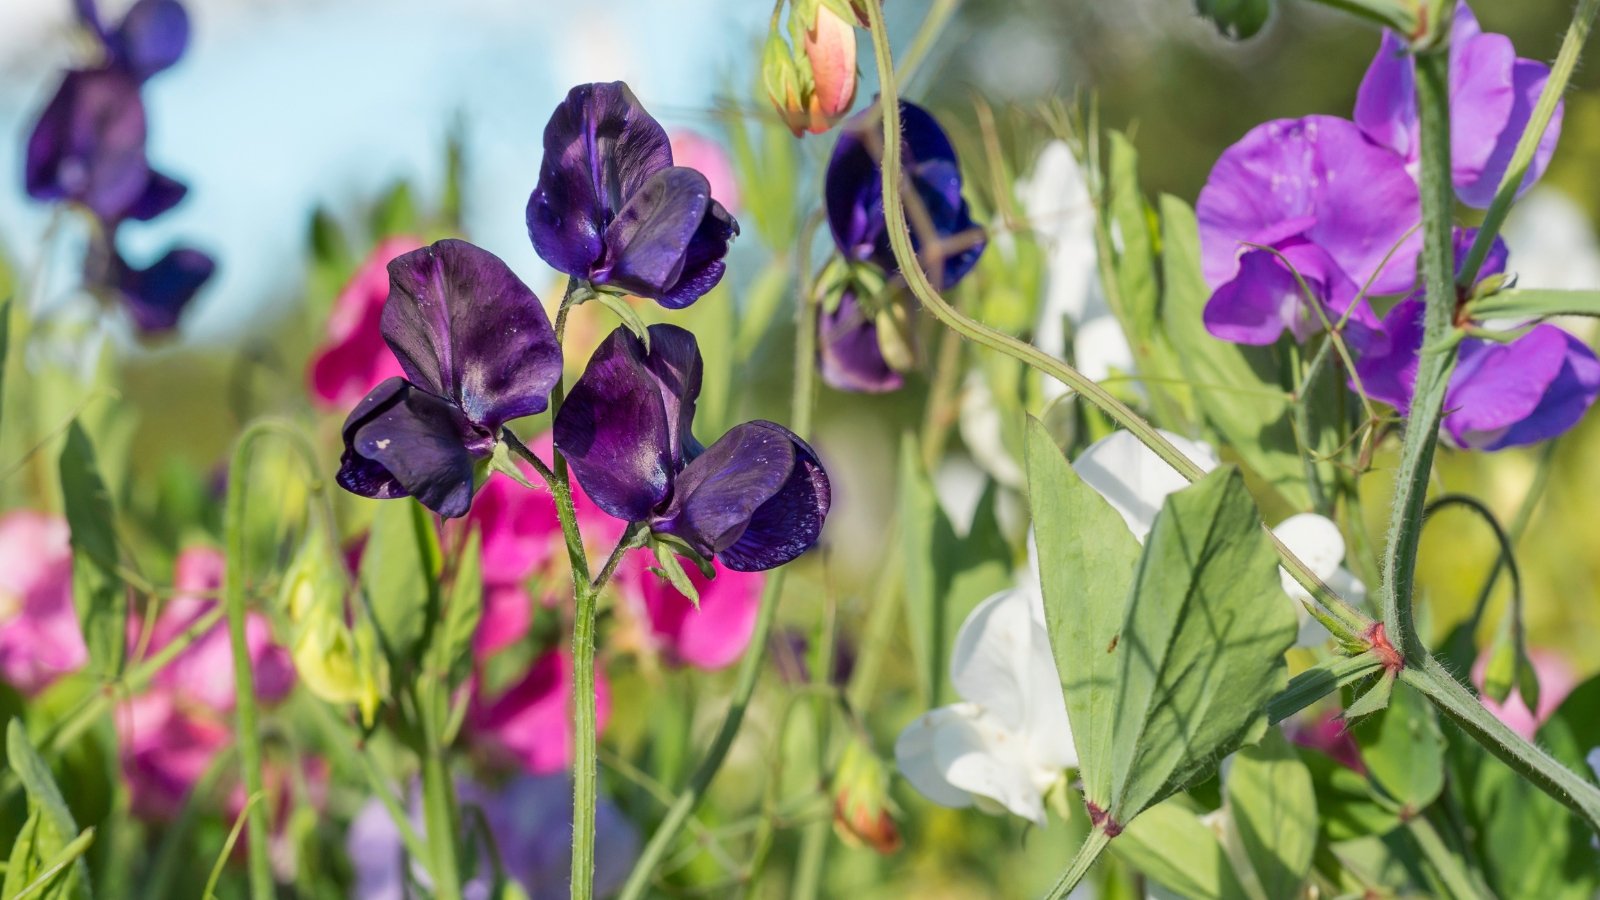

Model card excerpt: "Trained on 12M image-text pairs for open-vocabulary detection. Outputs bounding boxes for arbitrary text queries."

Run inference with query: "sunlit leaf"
[58,421,126,680]
[1225,730,1317,899]
[360,499,442,669]
[7,721,92,899]
[1352,681,1444,814]
[1112,799,1250,899]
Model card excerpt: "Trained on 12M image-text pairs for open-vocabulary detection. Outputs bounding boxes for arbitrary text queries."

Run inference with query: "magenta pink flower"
[118,691,230,820]
[1473,648,1576,740]
[669,130,741,217]
[470,650,612,775]
[141,546,296,711]
[0,510,88,694]
[308,236,422,410]
[617,550,762,671]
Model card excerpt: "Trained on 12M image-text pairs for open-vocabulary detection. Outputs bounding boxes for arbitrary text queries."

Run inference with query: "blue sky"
[0,0,771,344]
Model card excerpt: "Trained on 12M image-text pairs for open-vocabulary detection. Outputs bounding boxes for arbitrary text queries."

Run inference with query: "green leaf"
[597,292,652,352]
[12,826,94,900]
[360,499,442,669]
[898,435,1010,706]
[1225,730,1317,900]
[1342,669,1395,719]
[436,528,484,687]
[58,421,126,680]
[2,807,43,899]
[652,544,700,608]
[1159,195,1308,508]
[1352,681,1444,814]
[7,722,91,900]
[1468,287,1600,320]
[488,441,537,490]
[1024,417,1142,805]
[1105,134,1159,341]
[371,180,419,238]
[1194,0,1272,38]
[1107,466,1297,821]
[1111,799,1251,900]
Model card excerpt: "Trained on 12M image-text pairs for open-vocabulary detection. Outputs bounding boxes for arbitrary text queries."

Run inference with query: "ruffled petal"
[949,590,1032,731]
[893,706,979,810]
[1072,430,1218,541]
[649,422,797,559]
[108,244,213,334]
[24,68,151,223]
[382,239,562,432]
[657,198,738,309]
[1457,57,1563,209]
[337,377,487,519]
[1450,327,1599,450]
[597,167,712,302]
[715,423,830,572]
[552,328,674,523]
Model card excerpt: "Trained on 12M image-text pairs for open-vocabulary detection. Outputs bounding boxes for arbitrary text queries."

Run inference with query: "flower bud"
[803,4,858,128]
[765,1,859,137]
[763,32,811,137]
[279,529,389,725]
[831,736,901,854]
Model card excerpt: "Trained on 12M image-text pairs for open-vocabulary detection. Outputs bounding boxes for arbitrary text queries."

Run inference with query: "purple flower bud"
[554,324,830,571]
[818,289,905,393]
[825,101,984,289]
[1352,229,1600,451]
[526,82,738,309]
[337,240,563,518]
[1198,115,1421,344]
[1355,2,1561,209]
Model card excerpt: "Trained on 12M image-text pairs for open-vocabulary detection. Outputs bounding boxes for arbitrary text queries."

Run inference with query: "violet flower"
[526,82,738,309]
[818,289,905,393]
[336,239,562,519]
[1198,115,1420,345]
[553,324,830,572]
[1356,1,1561,208]
[1352,229,1600,450]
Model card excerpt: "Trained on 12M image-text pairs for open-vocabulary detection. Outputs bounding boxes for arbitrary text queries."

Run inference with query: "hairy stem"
[1043,828,1112,900]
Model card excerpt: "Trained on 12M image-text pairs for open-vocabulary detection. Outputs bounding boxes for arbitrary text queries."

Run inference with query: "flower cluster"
[25,0,215,334]
[1198,1,1598,450]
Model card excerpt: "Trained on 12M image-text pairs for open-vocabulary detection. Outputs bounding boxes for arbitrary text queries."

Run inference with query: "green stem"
[418,728,463,900]
[859,0,1370,640]
[1268,651,1384,724]
[1376,46,1456,660]
[1404,658,1600,832]
[1407,813,1491,900]
[1459,0,1600,288]
[1043,828,1112,900]
[222,418,328,900]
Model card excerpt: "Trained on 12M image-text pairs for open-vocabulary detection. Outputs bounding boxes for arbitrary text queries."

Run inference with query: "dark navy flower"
[337,240,563,518]
[818,289,905,394]
[554,324,830,572]
[1352,229,1600,451]
[825,101,984,290]
[1198,116,1420,345]
[1356,1,1560,208]
[526,82,738,309]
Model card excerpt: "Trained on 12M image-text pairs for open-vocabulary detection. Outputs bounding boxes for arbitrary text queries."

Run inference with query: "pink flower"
[118,692,231,821]
[308,237,422,409]
[141,546,296,712]
[1473,648,1576,740]
[470,650,611,775]
[1288,710,1365,774]
[670,130,741,217]
[0,510,87,694]
[616,551,762,671]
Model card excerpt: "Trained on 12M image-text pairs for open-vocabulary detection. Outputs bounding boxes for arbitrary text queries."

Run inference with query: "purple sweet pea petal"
[113,245,214,333]
[1479,332,1600,450]
[657,198,738,309]
[634,323,705,466]
[1198,115,1420,298]
[825,101,984,289]
[1354,31,1415,160]
[596,167,713,300]
[382,239,562,432]
[526,81,672,279]
[650,421,796,559]
[1444,326,1568,445]
[717,423,830,572]
[1353,297,1422,412]
[553,328,675,523]
[24,68,151,223]
[1457,58,1564,209]
[109,0,190,81]
[818,290,904,393]
[122,170,187,221]
[337,377,488,519]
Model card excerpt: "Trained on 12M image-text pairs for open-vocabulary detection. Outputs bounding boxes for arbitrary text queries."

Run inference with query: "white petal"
[958,371,1026,489]
[1502,187,1600,293]
[1073,314,1136,386]
[1273,513,1346,602]
[893,708,978,810]
[933,454,989,538]
[1023,618,1078,774]
[1073,430,1218,541]
[950,590,1033,730]
[930,704,1049,825]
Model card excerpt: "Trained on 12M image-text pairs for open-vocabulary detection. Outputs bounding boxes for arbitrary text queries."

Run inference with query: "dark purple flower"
[1356,1,1561,208]
[1353,229,1600,451]
[818,289,904,393]
[825,101,984,289]
[554,324,830,572]
[337,240,562,518]
[526,82,738,309]
[75,0,192,83]
[24,68,154,223]
[98,244,216,334]
[1198,115,1420,344]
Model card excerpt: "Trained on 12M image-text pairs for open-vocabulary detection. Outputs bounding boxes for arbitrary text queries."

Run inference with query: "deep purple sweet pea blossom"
[554,324,830,572]
[1198,115,1420,345]
[818,289,905,393]
[1356,1,1561,209]
[337,240,562,518]
[526,82,738,309]
[825,101,985,289]
[1353,229,1600,451]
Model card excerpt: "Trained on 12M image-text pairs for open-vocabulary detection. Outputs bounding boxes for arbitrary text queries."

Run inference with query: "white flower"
[1271,513,1367,646]
[1502,187,1600,292]
[1071,430,1220,540]
[894,580,1076,825]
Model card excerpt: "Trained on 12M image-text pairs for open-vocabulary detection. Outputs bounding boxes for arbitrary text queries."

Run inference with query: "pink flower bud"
[803,5,858,129]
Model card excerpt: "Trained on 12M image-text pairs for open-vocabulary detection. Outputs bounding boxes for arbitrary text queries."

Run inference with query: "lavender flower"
[817,289,905,393]
[337,240,562,518]
[526,82,738,309]
[553,324,830,572]
[1198,115,1420,345]
[1353,230,1600,450]
[1356,1,1561,208]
